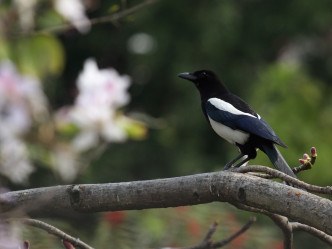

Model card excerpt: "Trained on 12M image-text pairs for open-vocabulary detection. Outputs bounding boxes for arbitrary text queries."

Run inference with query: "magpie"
[178,70,297,179]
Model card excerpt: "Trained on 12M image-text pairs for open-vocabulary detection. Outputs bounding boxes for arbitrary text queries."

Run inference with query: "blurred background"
[1,0,332,248]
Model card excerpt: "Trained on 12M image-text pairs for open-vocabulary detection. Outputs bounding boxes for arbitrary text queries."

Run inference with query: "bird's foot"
[222,154,245,171]
[222,162,233,171]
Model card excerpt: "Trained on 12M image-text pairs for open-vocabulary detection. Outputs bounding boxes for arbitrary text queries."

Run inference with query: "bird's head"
[178,70,228,94]
[178,70,216,86]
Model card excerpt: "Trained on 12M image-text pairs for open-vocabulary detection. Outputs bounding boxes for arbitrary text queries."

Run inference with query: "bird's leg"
[222,154,244,171]
[233,155,250,168]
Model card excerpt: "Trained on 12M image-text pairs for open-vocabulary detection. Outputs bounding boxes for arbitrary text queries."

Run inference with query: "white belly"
[208,117,249,145]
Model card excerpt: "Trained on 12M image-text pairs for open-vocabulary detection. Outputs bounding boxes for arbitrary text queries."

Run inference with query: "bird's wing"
[206,99,287,148]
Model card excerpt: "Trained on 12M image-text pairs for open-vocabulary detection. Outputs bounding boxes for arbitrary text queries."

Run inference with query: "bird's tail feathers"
[261,143,297,179]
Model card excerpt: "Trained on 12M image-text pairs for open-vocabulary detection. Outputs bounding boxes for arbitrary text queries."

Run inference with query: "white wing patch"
[208,98,260,119]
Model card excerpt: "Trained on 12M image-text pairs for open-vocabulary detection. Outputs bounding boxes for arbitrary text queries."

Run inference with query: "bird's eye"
[200,72,207,78]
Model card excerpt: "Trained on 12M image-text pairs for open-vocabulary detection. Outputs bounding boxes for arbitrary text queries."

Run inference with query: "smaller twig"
[231,202,293,249]
[247,172,273,179]
[182,217,256,249]
[233,165,332,195]
[265,213,292,249]
[248,163,312,179]
[212,216,256,248]
[34,0,159,35]
[232,201,332,249]
[292,222,332,246]
[292,164,312,174]
[21,218,94,249]
[202,221,219,243]
[248,147,317,179]
[183,221,218,249]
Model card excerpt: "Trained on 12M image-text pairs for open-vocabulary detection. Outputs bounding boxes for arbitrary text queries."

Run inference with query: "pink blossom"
[310,147,317,157]
[303,153,310,160]
[62,240,75,249]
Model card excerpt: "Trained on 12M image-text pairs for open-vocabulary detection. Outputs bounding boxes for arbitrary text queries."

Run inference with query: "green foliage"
[249,63,330,184]
[13,35,64,78]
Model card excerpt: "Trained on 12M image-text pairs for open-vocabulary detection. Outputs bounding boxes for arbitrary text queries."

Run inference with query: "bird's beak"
[178,72,197,81]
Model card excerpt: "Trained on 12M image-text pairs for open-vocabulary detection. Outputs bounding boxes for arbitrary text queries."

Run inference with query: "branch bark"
[182,216,256,249]
[231,202,293,249]
[22,219,94,249]
[1,171,332,236]
[34,0,160,35]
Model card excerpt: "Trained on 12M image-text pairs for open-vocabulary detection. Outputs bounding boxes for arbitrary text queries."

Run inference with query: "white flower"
[0,220,22,249]
[14,0,37,31]
[58,59,131,151]
[0,138,34,184]
[0,61,48,138]
[0,62,31,138]
[76,59,130,108]
[51,144,79,182]
[54,0,91,33]
[0,60,47,183]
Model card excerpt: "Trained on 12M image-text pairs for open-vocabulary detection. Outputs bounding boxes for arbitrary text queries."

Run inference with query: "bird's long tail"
[261,143,297,179]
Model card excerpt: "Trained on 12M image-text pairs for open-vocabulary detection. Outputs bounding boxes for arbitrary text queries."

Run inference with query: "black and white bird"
[178,70,297,179]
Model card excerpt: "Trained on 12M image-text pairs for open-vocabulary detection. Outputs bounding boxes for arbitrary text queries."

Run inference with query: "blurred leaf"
[0,37,9,59]
[56,123,80,138]
[14,34,64,78]
[108,4,120,14]
[119,116,148,140]
[140,212,166,239]
[249,62,332,185]
[28,144,53,168]
[37,10,65,30]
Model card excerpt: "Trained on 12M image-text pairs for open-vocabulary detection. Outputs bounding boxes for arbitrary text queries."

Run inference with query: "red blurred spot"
[223,212,239,224]
[186,219,201,237]
[103,211,126,226]
[62,240,75,249]
[270,240,284,249]
[23,240,30,249]
[229,229,247,249]
[174,206,189,214]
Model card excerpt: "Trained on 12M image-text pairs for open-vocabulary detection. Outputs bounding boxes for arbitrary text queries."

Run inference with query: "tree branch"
[182,221,218,249]
[180,217,256,249]
[291,222,332,246]
[230,202,293,249]
[233,165,332,194]
[248,164,312,179]
[21,218,94,249]
[211,216,256,248]
[231,201,332,248]
[35,0,160,35]
[1,171,332,236]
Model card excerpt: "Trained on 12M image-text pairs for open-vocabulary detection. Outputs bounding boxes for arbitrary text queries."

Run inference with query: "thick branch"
[1,171,332,236]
